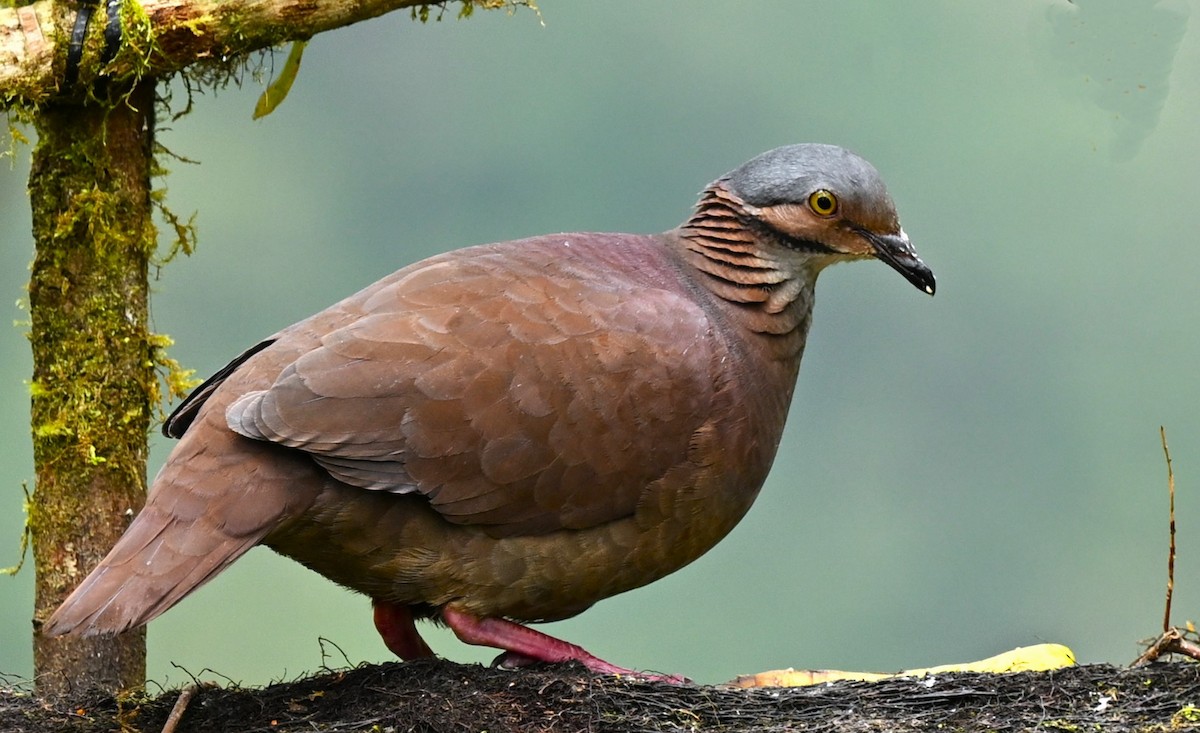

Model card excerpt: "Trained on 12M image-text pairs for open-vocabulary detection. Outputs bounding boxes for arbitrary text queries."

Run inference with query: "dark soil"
[3,660,1200,732]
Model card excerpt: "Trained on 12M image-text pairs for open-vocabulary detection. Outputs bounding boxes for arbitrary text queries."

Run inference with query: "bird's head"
[721,143,935,296]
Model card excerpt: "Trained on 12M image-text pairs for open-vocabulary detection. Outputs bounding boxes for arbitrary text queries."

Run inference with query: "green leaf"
[253,41,308,120]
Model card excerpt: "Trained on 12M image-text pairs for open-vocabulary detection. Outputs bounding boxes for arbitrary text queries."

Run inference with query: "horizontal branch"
[1,0,488,105]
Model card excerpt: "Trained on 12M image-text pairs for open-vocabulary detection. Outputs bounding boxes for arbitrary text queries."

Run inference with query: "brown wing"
[225,242,719,536]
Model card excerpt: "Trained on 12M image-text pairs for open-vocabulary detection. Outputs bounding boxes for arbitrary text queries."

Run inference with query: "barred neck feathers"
[677,182,814,338]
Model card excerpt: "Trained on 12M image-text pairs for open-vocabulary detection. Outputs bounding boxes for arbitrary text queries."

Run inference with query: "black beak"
[867,231,936,296]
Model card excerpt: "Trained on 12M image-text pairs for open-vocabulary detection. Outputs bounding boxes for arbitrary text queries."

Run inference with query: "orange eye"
[808,189,838,217]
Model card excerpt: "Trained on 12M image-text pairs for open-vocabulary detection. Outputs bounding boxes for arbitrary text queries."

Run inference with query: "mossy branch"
[1,0,522,107]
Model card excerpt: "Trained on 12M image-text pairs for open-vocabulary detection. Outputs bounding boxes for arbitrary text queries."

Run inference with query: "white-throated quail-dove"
[44,143,936,681]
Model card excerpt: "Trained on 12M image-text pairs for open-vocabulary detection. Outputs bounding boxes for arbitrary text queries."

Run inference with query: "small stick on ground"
[160,682,214,733]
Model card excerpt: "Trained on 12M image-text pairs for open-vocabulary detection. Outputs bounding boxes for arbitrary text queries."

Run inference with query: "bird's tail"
[42,500,265,636]
[43,428,321,637]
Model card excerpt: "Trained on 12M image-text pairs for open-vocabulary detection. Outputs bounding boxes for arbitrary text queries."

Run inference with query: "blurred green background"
[2,0,1198,686]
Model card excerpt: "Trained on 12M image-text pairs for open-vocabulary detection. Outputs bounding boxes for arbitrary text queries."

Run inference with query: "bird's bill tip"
[868,231,936,296]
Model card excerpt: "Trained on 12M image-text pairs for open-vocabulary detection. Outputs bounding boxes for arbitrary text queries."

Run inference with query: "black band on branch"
[101,0,122,65]
[62,0,120,90]
[64,4,95,87]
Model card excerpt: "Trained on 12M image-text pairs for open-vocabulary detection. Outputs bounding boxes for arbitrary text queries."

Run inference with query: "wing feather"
[225,238,719,535]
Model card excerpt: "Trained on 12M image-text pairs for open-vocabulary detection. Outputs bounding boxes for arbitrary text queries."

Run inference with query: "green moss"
[0,484,32,577]
[413,0,541,23]
[148,331,200,414]
[1173,705,1200,726]
[4,116,30,157]
[117,0,158,78]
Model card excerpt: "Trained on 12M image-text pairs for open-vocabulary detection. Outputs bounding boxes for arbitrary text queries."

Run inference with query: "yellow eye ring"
[808,189,838,217]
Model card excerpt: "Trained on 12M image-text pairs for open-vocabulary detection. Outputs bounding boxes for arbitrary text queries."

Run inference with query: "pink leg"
[373,600,435,660]
[441,606,687,683]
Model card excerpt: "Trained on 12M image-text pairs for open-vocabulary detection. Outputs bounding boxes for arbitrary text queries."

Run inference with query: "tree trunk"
[27,79,157,699]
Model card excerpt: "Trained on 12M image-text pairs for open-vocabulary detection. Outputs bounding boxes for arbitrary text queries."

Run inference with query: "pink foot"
[373,600,435,660]
[441,606,688,684]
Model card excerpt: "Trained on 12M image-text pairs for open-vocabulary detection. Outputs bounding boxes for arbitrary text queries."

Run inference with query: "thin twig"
[1161,425,1175,634]
[318,636,355,672]
[1131,427,1197,667]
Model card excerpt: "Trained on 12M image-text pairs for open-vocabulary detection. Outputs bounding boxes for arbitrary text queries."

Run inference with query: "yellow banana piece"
[729,643,1076,688]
